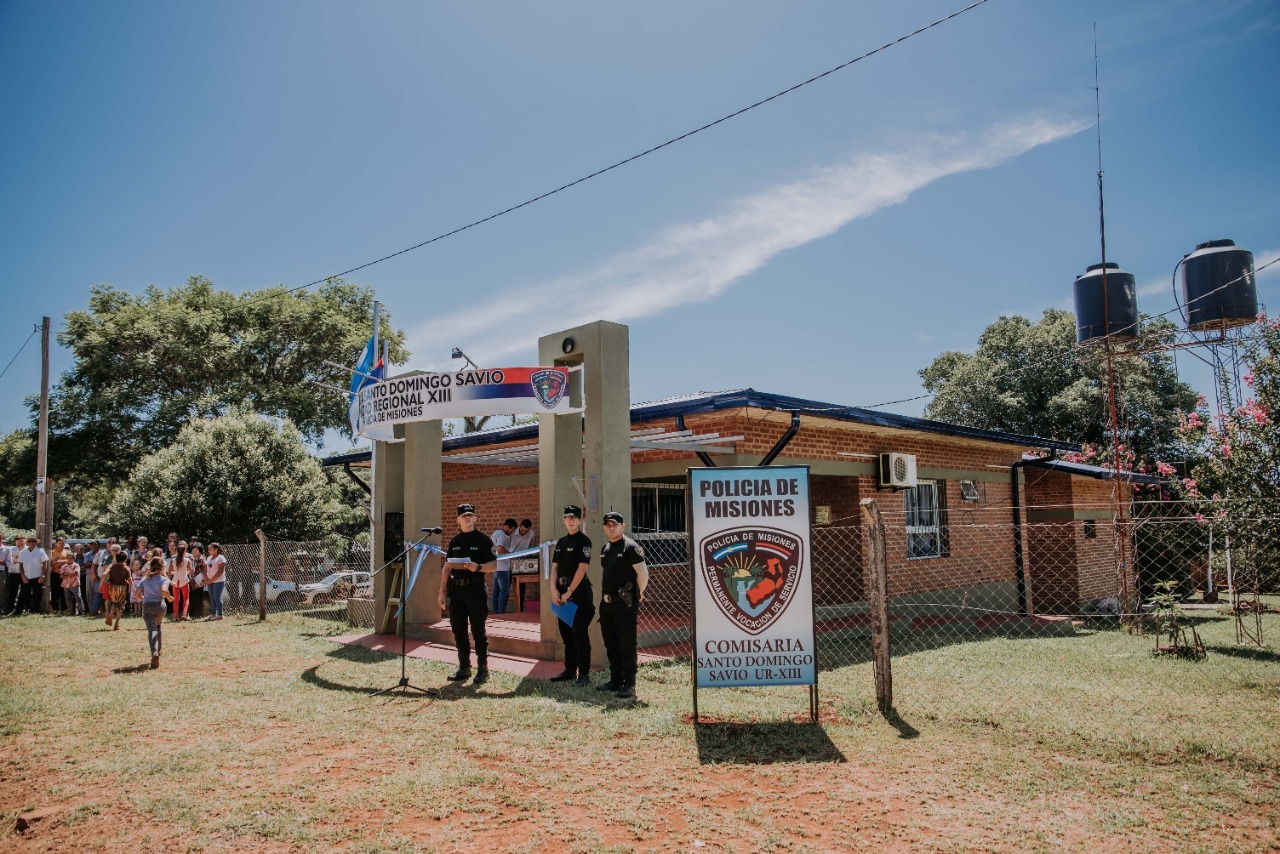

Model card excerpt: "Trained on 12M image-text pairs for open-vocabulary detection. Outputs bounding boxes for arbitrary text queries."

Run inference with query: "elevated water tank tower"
[1181,239,1257,331]
[1074,262,1139,344]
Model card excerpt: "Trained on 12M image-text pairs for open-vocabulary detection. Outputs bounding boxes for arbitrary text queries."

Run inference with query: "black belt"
[449,575,483,587]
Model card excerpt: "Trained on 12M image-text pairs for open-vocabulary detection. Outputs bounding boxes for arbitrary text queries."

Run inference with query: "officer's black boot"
[615,682,635,699]
[472,658,489,685]
[596,673,621,692]
[447,658,472,682]
[549,669,575,682]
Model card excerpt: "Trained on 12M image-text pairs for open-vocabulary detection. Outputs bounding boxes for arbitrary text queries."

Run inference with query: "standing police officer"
[436,504,497,685]
[597,511,649,699]
[549,505,594,687]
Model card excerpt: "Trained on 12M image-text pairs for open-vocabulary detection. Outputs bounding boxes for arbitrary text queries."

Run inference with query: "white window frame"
[905,480,942,560]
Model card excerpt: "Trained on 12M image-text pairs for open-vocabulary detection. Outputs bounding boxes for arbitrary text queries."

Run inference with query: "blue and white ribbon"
[396,542,446,617]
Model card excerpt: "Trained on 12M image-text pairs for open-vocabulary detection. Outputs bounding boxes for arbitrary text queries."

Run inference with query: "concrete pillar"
[403,419,443,637]
[539,321,630,664]
[372,428,405,634]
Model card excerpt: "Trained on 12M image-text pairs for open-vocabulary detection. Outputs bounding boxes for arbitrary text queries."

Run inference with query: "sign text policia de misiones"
[689,466,817,694]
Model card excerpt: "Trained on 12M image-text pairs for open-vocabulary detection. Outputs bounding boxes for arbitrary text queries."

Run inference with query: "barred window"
[905,480,945,559]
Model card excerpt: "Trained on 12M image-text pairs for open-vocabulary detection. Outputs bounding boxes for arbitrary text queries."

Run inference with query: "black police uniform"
[445,529,496,676]
[599,535,645,691]
[551,531,594,681]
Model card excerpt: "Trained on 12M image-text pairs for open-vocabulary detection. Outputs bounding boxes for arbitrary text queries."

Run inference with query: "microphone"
[420,527,443,534]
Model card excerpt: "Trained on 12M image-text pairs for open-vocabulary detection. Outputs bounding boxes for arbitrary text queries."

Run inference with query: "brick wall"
[426,409,1132,612]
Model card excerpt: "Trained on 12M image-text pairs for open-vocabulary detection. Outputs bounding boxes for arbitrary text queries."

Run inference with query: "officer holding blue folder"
[549,505,594,687]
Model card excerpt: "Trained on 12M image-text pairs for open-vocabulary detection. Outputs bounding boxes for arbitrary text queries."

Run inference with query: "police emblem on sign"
[530,369,567,409]
[699,527,803,635]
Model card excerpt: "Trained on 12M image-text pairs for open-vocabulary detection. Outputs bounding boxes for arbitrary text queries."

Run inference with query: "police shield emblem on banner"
[700,527,803,635]
[530,368,567,409]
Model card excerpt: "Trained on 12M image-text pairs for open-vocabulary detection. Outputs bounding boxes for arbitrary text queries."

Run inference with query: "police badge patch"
[699,527,803,635]
[530,369,567,409]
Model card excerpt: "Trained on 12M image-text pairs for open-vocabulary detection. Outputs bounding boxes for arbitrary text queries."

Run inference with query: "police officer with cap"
[437,503,497,684]
[549,505,594,687]
[597,511,648,698]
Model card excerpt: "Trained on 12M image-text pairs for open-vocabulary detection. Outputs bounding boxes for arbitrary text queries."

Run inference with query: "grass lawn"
[1,606,1277,851]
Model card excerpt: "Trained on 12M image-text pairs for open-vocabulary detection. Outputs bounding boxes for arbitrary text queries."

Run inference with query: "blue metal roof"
[1022,456,1166,485]
[322,388,1082,467]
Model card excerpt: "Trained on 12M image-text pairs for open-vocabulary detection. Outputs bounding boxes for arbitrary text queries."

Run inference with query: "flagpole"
[369,301,381,574]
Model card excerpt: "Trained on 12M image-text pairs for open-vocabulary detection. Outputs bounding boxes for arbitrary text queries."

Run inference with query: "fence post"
[255,529,267,622]
[859,498,893,714]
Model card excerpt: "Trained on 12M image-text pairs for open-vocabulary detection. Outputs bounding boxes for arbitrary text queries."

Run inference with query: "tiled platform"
[331,612,678,679]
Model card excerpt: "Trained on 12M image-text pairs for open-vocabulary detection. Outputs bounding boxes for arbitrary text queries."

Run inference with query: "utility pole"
[35,316,50,548]
[35,317,50,612]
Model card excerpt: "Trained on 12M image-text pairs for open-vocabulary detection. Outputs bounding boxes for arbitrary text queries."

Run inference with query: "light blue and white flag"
[347,337,376,436]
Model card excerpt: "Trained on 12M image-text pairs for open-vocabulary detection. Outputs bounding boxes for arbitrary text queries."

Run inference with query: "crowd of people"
[1,531,227,668]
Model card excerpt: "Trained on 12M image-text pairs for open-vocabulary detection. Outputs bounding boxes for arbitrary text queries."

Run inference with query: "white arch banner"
[355,367,573,437]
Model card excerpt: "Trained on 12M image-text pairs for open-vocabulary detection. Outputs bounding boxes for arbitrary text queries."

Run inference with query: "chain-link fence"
[637,500,1278,667]
[211,538,371,620]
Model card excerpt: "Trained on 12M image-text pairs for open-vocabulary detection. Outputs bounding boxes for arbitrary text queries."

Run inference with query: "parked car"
[217,577,301,606]
[298,571,373,605]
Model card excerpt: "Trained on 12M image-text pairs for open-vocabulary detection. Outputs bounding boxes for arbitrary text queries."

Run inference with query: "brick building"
[326,389,1159,649]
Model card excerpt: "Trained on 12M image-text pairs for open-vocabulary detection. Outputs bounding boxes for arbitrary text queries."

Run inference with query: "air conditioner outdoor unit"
[878,452,918,489]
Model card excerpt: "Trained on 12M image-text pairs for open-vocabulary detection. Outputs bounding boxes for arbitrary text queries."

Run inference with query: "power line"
[0,326,38,382]
[857,253,1278,412]
[248,0,994,305]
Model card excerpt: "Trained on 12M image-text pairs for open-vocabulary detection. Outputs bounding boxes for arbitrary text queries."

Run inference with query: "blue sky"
[2,0,1277,452]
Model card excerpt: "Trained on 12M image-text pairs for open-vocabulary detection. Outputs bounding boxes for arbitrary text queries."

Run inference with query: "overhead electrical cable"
[0,326,38,382]
[247,0,994,305]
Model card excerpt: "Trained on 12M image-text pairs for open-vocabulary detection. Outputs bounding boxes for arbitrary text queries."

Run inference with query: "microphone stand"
[371,528,441,698]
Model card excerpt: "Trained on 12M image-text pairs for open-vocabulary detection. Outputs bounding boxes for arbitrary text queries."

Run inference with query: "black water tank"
[1074,262,1139,344]
[1182,239,1257,331]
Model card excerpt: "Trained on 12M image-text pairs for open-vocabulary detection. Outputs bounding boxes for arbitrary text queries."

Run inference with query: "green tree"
[1170,316,1280,592]
[1175,316,1280,512]
[919,309,1197,465]
[108,410,341,543]
[40,275,408,482]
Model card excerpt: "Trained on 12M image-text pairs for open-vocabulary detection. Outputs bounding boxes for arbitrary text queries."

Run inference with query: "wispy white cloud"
[408,116,1090,367]
[1137,276,1172,298]
[1256,248,1280,278]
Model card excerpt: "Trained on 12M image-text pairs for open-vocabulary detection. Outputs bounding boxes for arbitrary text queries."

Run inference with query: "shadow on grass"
[111,663,152,674]
[300,664,382,694]
[816,627,1092,670]
[1206,644,1280,663]
[883,707,920,739]
[693,721,846,765]
[290,607,348,622]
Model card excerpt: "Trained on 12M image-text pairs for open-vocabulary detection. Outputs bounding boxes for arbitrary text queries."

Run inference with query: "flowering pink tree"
[1172,314,1280,592]
[1175,315,1279,512]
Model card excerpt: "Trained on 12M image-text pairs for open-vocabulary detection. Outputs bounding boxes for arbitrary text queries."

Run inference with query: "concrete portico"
[368,320,632,665]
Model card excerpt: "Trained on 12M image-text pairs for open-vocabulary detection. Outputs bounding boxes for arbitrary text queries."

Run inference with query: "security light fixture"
[451,347,479,370]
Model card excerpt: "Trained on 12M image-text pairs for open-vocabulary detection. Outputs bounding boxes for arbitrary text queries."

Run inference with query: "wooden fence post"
[254,529,267,622]
[859,498,893,713]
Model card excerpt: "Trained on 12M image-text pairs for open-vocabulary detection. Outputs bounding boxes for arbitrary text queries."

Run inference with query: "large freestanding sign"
[355,367,573,437]
[688,465,817,721]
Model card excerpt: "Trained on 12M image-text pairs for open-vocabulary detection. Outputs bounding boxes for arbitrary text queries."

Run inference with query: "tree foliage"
[919,309,1197,465]
[108,410,341,543]
[42,275,408,481]
[1174,315,1280,514]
